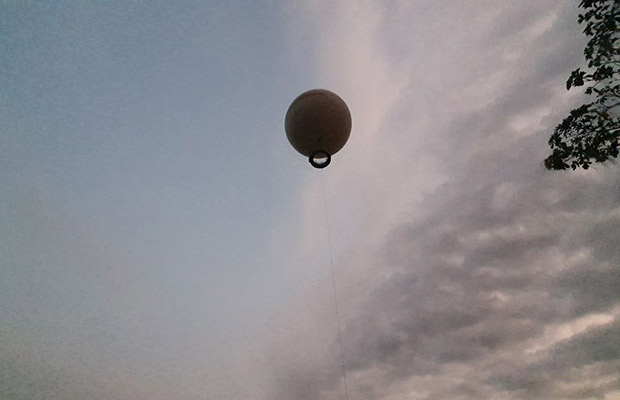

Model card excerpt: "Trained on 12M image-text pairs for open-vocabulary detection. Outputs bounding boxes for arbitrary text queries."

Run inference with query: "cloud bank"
[266,1,620,399]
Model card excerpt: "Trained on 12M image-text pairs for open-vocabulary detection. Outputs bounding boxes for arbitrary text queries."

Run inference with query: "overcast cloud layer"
[1,1,619,400]
[263,1,620,400]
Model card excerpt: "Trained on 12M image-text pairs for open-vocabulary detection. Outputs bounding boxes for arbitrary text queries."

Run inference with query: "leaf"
[545,0,620,171]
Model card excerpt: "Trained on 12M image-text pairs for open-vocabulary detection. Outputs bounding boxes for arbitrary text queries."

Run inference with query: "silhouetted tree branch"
[545,0,620,170]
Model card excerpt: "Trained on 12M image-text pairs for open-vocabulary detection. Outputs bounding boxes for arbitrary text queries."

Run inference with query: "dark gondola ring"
[309,149,331,169]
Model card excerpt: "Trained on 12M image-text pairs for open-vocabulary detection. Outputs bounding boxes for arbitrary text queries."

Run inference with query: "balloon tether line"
[321,171,350,400]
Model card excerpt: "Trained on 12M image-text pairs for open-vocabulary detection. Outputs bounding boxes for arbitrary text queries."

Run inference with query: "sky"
[1,1,619,399]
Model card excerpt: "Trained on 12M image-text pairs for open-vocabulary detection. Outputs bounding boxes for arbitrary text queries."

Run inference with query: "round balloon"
[285,89,352,168]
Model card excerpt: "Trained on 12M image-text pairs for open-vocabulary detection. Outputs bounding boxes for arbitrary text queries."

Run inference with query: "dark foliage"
[545,0,620,170]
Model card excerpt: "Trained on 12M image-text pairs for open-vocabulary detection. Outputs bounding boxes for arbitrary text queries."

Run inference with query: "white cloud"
[267,1,620,399]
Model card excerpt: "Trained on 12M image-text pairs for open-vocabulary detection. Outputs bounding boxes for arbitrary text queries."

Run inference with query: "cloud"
[267,1,620,399]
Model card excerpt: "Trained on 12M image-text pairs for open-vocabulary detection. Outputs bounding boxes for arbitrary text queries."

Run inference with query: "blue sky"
[1,2,310,397]
[2,1,620,399]
[2,1,299,312]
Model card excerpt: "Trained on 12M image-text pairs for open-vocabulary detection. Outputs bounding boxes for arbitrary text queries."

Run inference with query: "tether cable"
[321,171,350,400]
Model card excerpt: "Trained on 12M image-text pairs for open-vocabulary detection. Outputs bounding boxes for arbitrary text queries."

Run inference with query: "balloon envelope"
[285,89,352,159]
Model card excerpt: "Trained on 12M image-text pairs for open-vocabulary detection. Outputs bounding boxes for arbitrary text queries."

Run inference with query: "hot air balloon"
[285,89,352,168]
